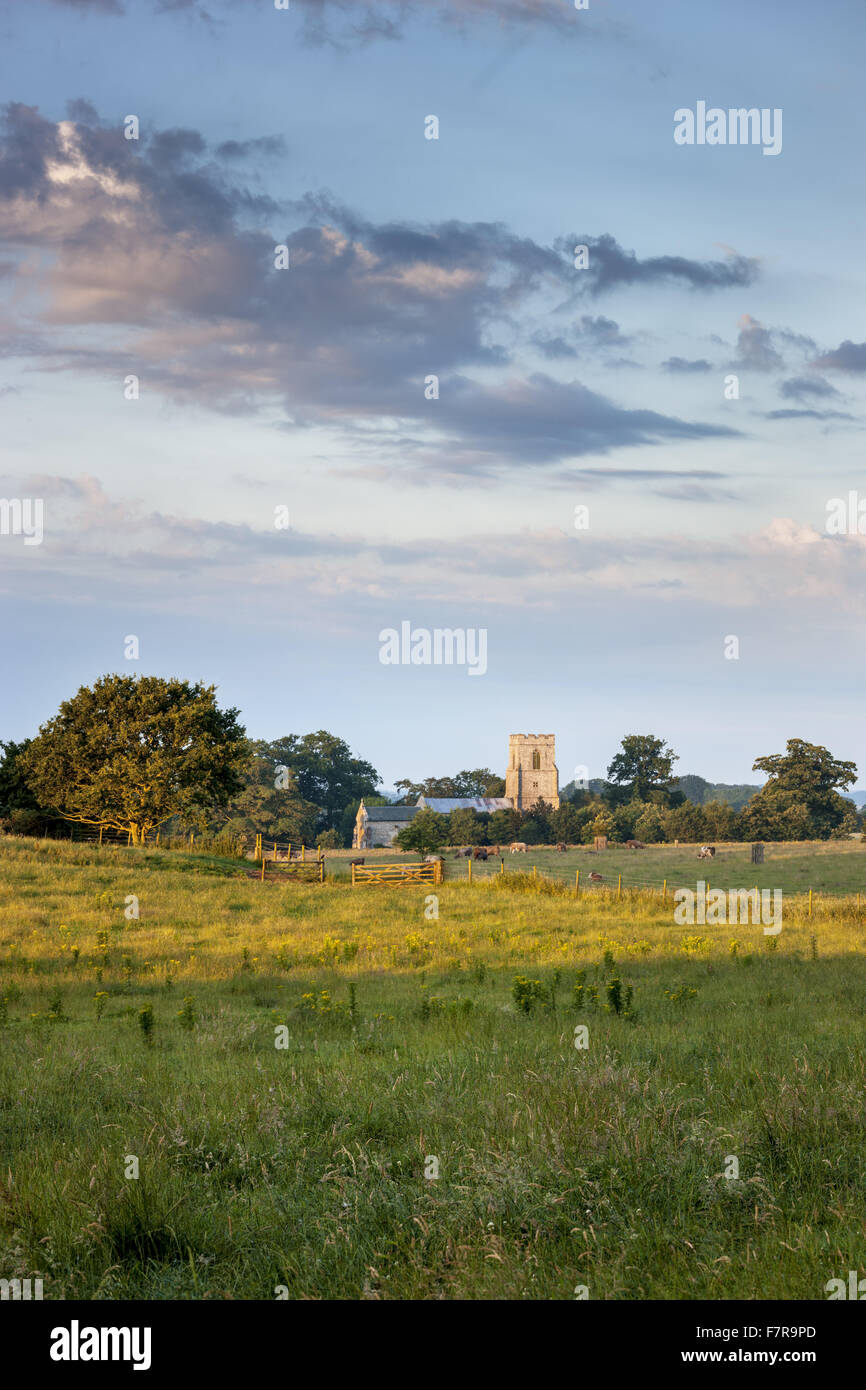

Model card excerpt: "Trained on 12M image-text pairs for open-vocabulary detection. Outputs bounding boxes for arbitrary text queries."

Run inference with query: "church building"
[352,733,559,848]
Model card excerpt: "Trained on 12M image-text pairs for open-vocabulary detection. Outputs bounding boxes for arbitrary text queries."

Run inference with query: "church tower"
[505,734,560,811]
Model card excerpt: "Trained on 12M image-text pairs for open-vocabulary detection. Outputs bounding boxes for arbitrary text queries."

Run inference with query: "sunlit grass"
[1,836,865,1300]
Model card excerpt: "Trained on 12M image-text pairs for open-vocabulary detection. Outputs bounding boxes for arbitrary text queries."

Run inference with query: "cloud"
[557,233,758,298]
[0,104,742,479]
[35,0,597,42]
[734,313,783,372]
[812,340,866,373]
[764,408,854,422]
[662,356,713,373]
[3,474,863,622]
[779,375,840,401]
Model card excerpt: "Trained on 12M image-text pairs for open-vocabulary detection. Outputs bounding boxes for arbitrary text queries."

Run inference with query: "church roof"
[361,803,419,822]
[417,797,513,813]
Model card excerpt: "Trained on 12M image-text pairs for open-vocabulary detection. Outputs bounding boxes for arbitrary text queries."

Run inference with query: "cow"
[697,844,716,860]
[625,839,645,850]
[588,870,604,884]
[424,854,443,864]
[453,846,472,858]
[555,842,568,853]
[509,841,528,854]
[473,847,488,861]
[349,857,365,867]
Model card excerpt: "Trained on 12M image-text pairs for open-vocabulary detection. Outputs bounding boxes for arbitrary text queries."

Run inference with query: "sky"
[1,0,865,792]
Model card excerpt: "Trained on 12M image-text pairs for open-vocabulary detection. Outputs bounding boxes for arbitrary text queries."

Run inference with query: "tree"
[22,675,247,845]
[664,801,709,843]
[489,807,522,843]
[751,738,857,838]
[0,739,65,835]
[605,734,678,805]
[394,768,505,803]
[633,804,667,844]
[394,808,449,856]
[218,742,321,845]
[269,732,380,831]
[448,807,482,845]
[701,800,738,842]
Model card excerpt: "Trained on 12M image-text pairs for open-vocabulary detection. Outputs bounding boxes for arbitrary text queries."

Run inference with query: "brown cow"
[625,839,645,850]
[349,857,365,867]
[697,844,716,860]
[473,847,488,861]
[556,842,568,852]
[588,870,604,884]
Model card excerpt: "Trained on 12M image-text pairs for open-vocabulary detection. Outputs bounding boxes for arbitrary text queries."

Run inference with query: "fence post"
[468,857,472,883]
[617,874,622,900]
[260,856,265,883]
[302,844,306,863]
[575,868,580,896]
[351,863,356,886]
[500,858,504,875]
[662,878,666,900]
[808,888,813,917]
[532,865,537,879]
[98,826,103,846]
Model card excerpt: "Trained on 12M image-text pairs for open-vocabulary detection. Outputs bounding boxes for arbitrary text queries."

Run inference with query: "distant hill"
[844,790,866,809]
[559,775,761,810]
[675,776,763,811]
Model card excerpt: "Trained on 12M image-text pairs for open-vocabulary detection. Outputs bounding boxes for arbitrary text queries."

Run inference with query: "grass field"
[330,839,866,897]
[2,835,866,1301]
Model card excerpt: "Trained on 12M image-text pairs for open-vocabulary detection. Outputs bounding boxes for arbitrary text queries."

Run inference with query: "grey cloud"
[556,233,758,298]
[0,104,742,480]
[662,356,713,373]
[780,375,839,401]
[812,340,866,373]
[765,409,855,422]
[734,314,783,372]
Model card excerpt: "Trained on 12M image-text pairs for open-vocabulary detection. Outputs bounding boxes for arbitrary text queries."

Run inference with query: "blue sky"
[1,0,865,791]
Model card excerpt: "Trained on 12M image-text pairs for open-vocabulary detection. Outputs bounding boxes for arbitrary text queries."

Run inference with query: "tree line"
[0,677,859,849]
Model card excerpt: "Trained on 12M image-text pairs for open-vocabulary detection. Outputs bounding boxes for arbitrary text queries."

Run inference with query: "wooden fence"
[258,857,325,884]
[352,860,443,887]
[254,835,323,865]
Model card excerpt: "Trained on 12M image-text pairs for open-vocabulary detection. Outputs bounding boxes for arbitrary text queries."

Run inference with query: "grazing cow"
[556,842,568,853]
[588,870,605,884]
[349,857,365,867]
[473,847,488,861]
[490,846,500,856]
[625,839,645,850]
[424,854,443,864]
[509,841,528,854]
[697,844,716,860]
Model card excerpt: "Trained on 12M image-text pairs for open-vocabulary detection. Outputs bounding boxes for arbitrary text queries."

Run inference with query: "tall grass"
[1,836,865,1300]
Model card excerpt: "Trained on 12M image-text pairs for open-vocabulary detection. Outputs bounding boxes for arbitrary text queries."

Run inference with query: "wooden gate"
[351,860,443,887]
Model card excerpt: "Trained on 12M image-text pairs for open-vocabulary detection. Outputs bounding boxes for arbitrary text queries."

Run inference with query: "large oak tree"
[22,675,247,844]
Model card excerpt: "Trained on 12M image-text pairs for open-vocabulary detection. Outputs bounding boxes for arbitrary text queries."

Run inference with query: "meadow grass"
[1,836,865,1300]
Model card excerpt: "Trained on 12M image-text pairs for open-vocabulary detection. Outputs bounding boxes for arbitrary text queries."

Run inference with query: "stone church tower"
[505,734,560,811]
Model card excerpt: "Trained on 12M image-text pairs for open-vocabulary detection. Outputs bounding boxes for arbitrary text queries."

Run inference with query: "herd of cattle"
[347,842,718,869]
